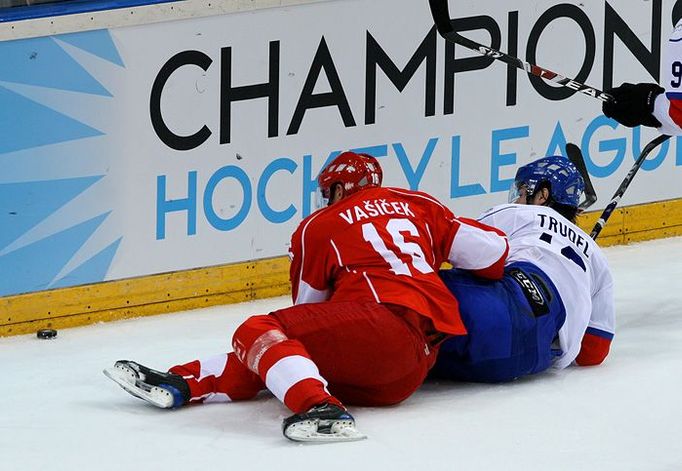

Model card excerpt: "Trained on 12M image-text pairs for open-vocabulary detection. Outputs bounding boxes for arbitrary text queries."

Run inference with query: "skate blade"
[103,365,174,409]
[284,419,367,443]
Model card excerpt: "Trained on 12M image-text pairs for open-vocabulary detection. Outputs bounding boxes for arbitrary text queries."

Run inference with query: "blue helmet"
[510,156,585,208]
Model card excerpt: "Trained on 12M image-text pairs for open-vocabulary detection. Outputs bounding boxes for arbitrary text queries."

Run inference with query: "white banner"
[1,0,680,296]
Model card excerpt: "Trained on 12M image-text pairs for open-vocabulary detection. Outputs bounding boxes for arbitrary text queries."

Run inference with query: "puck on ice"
[37,329,57,339]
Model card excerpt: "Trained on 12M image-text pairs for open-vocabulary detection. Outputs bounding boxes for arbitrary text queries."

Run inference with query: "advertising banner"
[1,0,679,296]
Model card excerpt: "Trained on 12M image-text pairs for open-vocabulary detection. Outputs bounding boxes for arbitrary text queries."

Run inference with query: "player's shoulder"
[383,187,449,208]
[533,206,609,259]
[478,203,528,220]
[384,186,439,201]
[293,205,336,240]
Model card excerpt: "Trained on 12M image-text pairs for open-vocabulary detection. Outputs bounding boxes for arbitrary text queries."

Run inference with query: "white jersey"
[652,20,682,135]
[478,204,615,369]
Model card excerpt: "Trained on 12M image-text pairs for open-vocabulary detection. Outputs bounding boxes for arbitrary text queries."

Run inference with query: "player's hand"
[602,82,664,128]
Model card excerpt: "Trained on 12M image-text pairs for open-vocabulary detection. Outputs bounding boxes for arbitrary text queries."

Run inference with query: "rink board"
[2,0,682,335]
[2,0,682,298]
[2,198,682,337]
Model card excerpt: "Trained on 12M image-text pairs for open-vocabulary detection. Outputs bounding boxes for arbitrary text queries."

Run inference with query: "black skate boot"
[282,403,367,442]
[103,360,190,409]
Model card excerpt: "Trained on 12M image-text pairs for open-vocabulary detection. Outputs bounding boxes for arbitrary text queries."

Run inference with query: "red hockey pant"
[171,301,437,413]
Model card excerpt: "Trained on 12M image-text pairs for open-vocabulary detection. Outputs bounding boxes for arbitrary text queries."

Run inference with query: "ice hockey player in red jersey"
[602,2,682,135]
[104,151,509,442]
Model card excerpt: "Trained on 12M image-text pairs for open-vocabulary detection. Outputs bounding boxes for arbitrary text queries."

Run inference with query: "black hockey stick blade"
[590,134,671,240]
[565,143,597,210]
[427,0,613,103]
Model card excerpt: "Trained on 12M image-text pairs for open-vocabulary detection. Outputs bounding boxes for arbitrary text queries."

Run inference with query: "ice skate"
[282,403,367,443]
[103,360,190,409]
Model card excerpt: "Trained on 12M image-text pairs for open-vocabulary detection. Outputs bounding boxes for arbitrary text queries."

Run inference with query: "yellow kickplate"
[577,199,682,247]
[0,256,291,336]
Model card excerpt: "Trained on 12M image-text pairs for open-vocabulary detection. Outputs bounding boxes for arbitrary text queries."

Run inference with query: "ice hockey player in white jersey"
[602,2,682,135]
[431,156,615,382]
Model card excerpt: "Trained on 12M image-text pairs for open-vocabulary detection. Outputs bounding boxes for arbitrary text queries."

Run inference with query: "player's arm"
[602,81,682,136]
[601,82,665,130]
[575,327,613,366]
[602,27,682,134]
[575,271,616,366]
[445,216,509,280]
[395,189,509,279]
[652,25,682,135]
[652,88,682,136]
[289,216,332,305]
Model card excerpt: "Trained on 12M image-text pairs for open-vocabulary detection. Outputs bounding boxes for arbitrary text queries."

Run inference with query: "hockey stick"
[565,143,597,210]
[428,0,614,103]
[590,134,671,239]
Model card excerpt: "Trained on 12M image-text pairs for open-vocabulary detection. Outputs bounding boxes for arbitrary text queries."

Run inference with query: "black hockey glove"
[602,82,664,128]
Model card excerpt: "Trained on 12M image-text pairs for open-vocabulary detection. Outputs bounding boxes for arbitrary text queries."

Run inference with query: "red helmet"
[317,151,383,205]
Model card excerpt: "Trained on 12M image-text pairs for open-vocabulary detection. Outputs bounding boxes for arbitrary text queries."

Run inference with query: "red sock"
[233,314,342,414]
[170,352,264,403]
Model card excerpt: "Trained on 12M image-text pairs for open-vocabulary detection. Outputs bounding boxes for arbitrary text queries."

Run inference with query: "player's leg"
[432,264,565,382]
[509,262,566,374]
[232,302,433,441]
[103,310,345,426]
[231,311,364,442]
[430,268,521,382]
[105,342,268,411]
[103,352,265,409]
[169,352,265,403]
[271,301,434,407]
[103,360,192,408]
[231,313,341,413]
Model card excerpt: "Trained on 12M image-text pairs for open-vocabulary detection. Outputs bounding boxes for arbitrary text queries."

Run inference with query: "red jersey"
[288,187,508,335]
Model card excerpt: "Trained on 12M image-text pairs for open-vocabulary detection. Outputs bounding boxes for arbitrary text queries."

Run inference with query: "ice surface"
[2,237,682,470]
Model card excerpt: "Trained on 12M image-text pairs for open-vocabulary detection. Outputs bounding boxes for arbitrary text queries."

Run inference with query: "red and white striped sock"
[169,352,264,403]
[233,314,342,414]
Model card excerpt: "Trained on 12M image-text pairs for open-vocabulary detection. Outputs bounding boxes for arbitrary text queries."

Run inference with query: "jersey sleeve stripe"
[424,223,435,263]
[330,239,344,267]
[477,205,517,222]
[362,272,381,303]
[585,327,614,340]
[667,94,682,127]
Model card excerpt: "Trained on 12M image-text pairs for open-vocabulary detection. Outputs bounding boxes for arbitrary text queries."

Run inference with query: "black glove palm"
[602,82,664,128]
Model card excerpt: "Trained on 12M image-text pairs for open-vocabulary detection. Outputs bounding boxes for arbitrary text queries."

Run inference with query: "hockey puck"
[37,329,57,339]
